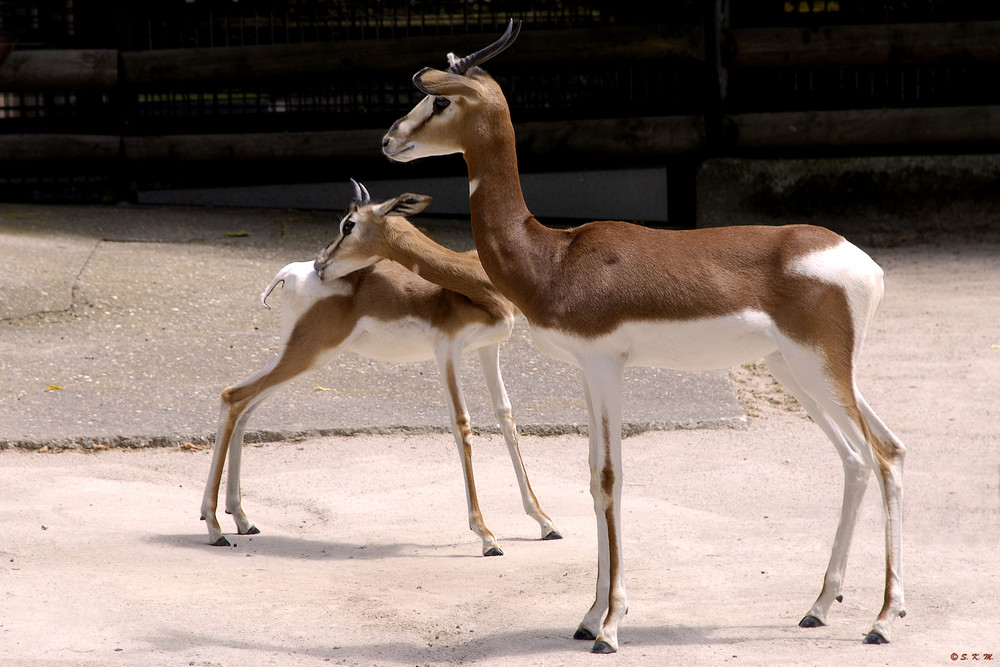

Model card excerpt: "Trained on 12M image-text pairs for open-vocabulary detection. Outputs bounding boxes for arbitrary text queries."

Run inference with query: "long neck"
[465,104,531,234]
[463,109,561,318]
[379,217,514,317]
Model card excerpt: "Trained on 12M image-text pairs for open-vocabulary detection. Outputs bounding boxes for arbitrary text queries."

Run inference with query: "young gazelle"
[382,21,906,653]
[200,180,561,556]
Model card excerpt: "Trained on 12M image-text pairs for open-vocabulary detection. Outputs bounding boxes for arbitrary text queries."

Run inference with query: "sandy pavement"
[1,233,998,666]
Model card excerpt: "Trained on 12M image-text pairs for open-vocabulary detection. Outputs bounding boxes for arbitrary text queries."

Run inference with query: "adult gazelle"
[382,21,905,654]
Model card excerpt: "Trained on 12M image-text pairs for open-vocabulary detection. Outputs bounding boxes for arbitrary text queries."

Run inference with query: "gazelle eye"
[342,220,356,235]
[433,96,451,112]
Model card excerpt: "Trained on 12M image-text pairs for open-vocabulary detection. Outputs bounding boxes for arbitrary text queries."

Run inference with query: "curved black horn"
[350,178,371,205]
[448,19,521,75]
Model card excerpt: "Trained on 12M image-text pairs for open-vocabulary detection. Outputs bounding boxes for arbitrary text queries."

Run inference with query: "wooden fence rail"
[0,24,703,91]
[725,20,1000,67]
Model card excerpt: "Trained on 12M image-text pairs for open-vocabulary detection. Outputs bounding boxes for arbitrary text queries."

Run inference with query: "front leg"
[574,356,627,654]
[438,344,502,556]
[477,344,561,540]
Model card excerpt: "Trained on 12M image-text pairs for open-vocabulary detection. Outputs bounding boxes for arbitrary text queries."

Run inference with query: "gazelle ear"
[413,67,487,98]
[374,194,433,218]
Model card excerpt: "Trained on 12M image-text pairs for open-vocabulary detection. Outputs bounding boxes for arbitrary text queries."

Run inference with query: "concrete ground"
[0,203,997,666]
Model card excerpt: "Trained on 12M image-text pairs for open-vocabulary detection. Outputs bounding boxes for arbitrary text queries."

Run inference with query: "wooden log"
[122,24,703,87]
[0,50,118,91]
[516,116,705,161]
[125,117,706,167]
[730,106,1000,149]
[123,128,386,163]
[0,115,704,179]
[0,24,701,92]
[122,119,706,167]
[0,36,13,67]
[7,108,996,180]
[0,134,120,175]
[726,21,1000,67]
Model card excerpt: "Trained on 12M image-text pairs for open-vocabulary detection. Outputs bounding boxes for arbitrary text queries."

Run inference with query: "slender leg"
[477,344,561,540]
[201,399,239,546]
[765,352,870,627]
[574,373,604,642]
[437,344,502,556]
[768,348,906,642]
[223,404,263,537]
[200,346,323,546]
[574,355,627,654]
[856,395,906,643]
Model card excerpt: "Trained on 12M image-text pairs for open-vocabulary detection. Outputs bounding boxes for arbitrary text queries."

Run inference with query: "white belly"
[346,316,439,363]
[529,310,780,371]
[346,316,514,364]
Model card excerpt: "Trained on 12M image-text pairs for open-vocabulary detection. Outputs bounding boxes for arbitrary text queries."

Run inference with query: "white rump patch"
[788,240,885,348]
[263,261,353,342]
[789,240,881,286]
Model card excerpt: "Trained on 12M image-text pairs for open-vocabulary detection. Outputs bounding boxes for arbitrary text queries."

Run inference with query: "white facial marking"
[469,178,480,196]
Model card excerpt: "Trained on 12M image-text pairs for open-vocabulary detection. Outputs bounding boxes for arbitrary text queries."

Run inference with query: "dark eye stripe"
[342,220,356,235]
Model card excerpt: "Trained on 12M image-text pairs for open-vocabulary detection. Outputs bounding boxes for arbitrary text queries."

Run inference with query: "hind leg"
[767,347,905,642]
[201,344,324,545]
[856,395,906,643]
[437,344,502,556]
[223,401,265,538]
[201,376,280,546]
[201,398,242,546]
[764,352,873,628]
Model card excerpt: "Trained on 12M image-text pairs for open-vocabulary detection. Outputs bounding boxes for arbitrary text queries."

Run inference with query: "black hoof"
[240,525,260,536]
[863,631,889,645]
[210,537,231,547]
[591,640,617,654]
[483,547,504,557]
[798,615,826,628]
[543,530,563,541]
[574,628,596,641]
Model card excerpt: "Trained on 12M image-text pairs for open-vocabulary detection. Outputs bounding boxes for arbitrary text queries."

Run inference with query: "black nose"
[381,135,390,148]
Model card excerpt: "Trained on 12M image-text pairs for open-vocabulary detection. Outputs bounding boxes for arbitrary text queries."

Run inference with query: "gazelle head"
[313,179,432,280]
[382,19,521,162]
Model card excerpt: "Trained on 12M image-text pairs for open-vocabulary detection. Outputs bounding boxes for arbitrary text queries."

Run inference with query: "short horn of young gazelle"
[382,20,906,653]
[201,180,561,556]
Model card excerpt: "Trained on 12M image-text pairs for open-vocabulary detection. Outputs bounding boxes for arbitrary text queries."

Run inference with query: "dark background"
[1,1,999,225]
